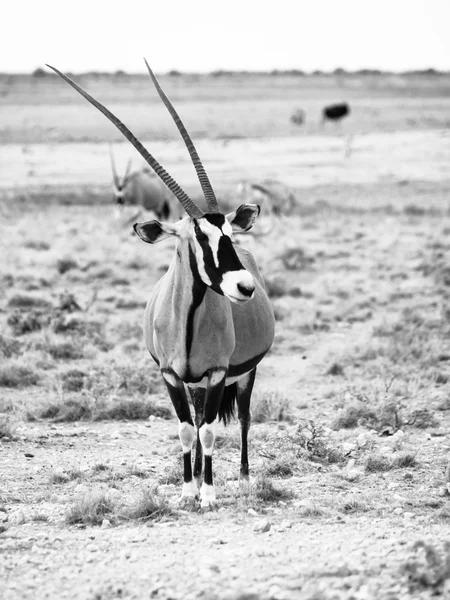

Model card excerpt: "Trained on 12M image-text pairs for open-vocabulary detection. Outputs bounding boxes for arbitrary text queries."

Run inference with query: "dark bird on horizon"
[322,102,350,124]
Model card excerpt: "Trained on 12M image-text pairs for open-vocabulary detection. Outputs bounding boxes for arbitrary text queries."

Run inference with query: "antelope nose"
[237,282,255,298]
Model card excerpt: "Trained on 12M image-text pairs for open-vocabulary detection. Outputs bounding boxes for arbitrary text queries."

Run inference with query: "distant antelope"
[47,61,275,509]
[109,144,180,222]
[236,179,296,217]
[322,102,350,124]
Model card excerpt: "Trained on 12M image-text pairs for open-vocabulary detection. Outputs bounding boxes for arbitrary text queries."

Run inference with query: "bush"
[7,310,48,335]
[0,335,22,358]
[56,258,78,274]
[7,294,52,310]
[47,341,84,360]
[0,363,40,388]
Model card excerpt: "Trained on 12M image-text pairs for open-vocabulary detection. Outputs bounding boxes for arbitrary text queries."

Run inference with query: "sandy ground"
[2,74,450,599]
[2,131,449,194]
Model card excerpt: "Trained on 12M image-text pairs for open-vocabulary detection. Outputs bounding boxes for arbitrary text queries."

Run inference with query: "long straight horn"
[124,158,133,180]
[108,144,121,188]
[144,59,220,214]
[46,64,204,219]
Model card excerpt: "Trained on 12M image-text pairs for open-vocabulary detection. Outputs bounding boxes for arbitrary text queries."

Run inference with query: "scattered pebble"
[253,519,271,533]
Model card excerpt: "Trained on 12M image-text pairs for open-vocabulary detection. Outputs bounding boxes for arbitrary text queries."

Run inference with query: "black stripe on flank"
[228,349,270,378]
[186,245,207,358]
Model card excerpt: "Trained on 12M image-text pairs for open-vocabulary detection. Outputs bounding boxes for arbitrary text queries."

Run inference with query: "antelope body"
[48,60,275,509]
[110,147,179,221]
[236,179,296,217]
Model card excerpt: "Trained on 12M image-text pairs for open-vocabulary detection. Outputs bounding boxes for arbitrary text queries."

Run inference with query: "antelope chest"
[149,289,236,383]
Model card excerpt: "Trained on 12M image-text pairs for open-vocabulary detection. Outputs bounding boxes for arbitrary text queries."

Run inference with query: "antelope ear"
[133,220,179,244]
[226,204,260,233]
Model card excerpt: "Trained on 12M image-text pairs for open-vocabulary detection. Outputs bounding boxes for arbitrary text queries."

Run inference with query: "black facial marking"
[204,214,226,228]
[194,215,245,292]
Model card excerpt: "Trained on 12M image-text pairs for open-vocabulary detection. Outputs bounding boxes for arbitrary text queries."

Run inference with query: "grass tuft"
[252,391,293,424]
[253,474,295,503]
[364,454,392,473]
[264,459,294,478]
[0,414,17,440]
[392,452,419,469]
[0,362,40,388]
[66,492,115,525]
[120,488,176,522]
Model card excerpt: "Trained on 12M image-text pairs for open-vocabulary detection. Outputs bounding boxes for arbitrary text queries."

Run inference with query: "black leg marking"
[183,452,193,484]
[189,387,205,484]
[204,455,213,486]
[236,368,256,479]
[161,369,193,425]
[161,369,194,491]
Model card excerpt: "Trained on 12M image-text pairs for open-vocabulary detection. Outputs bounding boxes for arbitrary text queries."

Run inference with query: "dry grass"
[119,488,176,522]
[66,491,115,526]
[0,414,17,440]
[34,395,171,423]
[253,473,295,503]
[0,361,40,388]
[252,391,293,424]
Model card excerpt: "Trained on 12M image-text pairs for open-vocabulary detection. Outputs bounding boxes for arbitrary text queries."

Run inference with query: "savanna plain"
[1,71,450,600]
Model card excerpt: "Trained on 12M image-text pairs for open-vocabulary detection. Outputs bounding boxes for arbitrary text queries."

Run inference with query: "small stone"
[8,510,26,525]
[393,507,403,515]
[253,519,271,533]
[247,508,258,517]
[403,511,415,519]
[101,519,111,529]
[86,543,98,552]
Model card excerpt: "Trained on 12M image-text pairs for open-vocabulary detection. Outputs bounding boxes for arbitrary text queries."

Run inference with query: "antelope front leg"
[161,369,198,503]
[199,368,227,509]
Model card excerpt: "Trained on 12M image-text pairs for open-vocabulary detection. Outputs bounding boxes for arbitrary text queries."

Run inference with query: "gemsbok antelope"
[109,145,180,222]
[47,61,275,509]
[236,179,296,217]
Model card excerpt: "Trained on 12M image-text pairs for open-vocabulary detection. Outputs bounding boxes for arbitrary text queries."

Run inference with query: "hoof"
[200,500,218,512]
[200,483,216,511]
[178,496,198,510]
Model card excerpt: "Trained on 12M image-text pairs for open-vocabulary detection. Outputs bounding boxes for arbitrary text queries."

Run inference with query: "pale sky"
[4,0,450,73]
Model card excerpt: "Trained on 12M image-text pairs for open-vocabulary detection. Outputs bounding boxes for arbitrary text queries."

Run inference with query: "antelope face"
[113,185,125,206]
[134,204,261,304]
[192,213,255,303]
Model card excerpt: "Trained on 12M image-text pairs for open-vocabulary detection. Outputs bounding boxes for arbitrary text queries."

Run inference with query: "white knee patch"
[199,422,216,456]
[179,422,195,453]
